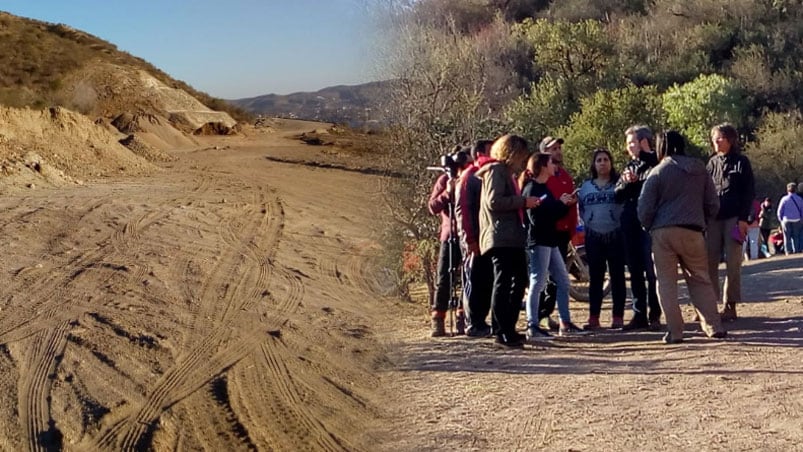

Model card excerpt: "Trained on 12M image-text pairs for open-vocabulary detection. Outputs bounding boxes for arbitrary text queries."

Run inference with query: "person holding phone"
[520,152,586,339]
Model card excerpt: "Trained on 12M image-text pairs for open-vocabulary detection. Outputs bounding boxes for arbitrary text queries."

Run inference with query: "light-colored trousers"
[742,227,760,260]
[706,217,743,306]
[652,227,724,338]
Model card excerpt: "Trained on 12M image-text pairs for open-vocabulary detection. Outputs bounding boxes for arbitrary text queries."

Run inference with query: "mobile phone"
[539,194,548,201]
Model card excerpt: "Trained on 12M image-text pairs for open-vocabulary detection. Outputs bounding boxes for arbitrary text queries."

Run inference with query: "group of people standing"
[428,123,756,348]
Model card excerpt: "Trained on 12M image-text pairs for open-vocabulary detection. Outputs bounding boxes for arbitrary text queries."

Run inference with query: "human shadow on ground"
[393,315,803,376]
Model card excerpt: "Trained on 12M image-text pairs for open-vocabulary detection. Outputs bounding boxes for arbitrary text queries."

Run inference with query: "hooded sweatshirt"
[638,155,719,232]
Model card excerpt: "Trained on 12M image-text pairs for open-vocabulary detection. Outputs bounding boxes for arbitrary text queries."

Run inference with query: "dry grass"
[0,12,252,121]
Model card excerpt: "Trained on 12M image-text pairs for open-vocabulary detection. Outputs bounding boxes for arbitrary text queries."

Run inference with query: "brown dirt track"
[1,118,801,451]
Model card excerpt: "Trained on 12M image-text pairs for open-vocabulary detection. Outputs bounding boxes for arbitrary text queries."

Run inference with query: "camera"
[428,148,472,178]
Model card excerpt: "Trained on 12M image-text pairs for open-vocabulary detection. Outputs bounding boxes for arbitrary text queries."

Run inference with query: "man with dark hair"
[615,125,662,330]
[706,123,755,321]
[455,140,494,337]
[638,130,726,344]
[537,136,577,330]
[427,146,471,337]
[777,182,803,255]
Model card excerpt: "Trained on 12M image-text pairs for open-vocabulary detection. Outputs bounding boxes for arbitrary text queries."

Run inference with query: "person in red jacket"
[537,136,577,329]
[427,147,472,337]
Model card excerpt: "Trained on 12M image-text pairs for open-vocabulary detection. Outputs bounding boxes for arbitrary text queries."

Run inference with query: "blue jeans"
[526,246,571,326]
[781,220,803,254]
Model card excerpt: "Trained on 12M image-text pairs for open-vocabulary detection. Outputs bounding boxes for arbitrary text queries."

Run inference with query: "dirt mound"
[0,106,155,191]
[111,112,197,150]
[118,134,175,162]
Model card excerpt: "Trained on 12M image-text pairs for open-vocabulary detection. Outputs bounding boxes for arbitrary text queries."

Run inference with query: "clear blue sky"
[1,0,377,99]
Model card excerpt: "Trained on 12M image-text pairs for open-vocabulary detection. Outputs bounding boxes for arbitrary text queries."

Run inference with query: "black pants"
[621,215,661,321]
[537,231,569,320]
[488,247,527,337]
[462,250,493,328]
[585,230,627,318]
[431,239,461,313]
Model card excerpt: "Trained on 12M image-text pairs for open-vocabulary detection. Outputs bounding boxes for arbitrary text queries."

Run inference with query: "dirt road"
[0,120,389,451]
[2,119,801,451]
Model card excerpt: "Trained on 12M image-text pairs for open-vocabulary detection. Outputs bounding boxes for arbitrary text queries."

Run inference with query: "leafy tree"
[514,18,615,104]
[559,84,664,178]
[503,75,577,144]
[746,110,803,198]
[662,74,747,154]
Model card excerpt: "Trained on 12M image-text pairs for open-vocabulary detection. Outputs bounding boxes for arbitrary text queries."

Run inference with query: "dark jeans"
[537,231,569,320]
[431,239,461,313]
[622,215,661,320]
[585,230,627,318]
[462,250,493,328]
[488,247,527,337]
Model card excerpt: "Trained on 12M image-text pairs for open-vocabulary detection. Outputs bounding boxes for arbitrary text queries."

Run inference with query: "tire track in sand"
[84,191,295,450]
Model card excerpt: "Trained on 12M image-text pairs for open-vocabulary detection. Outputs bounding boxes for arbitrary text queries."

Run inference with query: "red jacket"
[547,166,577,236]
[428,173,453,242]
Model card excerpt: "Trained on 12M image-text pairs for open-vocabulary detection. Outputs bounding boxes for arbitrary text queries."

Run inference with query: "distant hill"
[231,81,390,126]
[0,11,250,123]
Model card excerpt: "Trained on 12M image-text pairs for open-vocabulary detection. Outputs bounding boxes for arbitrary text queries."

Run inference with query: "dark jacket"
[615,150,659,224]
[476,161,527,254]
[707,152,755,222]
[522,178,570,248]
[638,155,719,231]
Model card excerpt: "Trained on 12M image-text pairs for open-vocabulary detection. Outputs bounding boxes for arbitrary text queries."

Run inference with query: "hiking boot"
[430,316,446,337]
[662,332,683,344]
[721,304,737,322]
[455,311,466,336]
[526,326,554,342]
[495,333,524,348]
[611,316,624,329]
[466,324,491,338]
[583,316,601,331]
[559,322,591,337]
[621,315,649,331]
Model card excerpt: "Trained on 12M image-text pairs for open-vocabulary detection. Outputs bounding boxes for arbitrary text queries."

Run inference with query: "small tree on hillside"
[378,15,503,300]
[504,75,577,144]
[662,74,747,155]
[746,110,803,198]
[558,84,665,178]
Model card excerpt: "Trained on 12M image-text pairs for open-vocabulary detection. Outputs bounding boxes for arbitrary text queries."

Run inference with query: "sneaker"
[583,316,601,330]
[430,316,446,338]
[466,324,491,338]
[495,333,524,348]
[662,332,683,344]
[648,318,663,331]
[526,326,554,342]
[709,330,727,339]
[611,316,624,329]
[621,316,649,331]
[720,304,737,322]
[540,316,560,332]
[559,322,591,337]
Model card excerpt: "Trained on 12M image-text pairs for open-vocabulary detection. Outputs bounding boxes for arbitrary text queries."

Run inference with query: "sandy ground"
[1,119,801,451]
[0,119,391,451]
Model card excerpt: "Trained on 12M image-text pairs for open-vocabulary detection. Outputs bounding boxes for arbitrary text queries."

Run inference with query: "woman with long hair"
[521,152,586,339]
[476,134,540,347]
[577,148,627,329]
